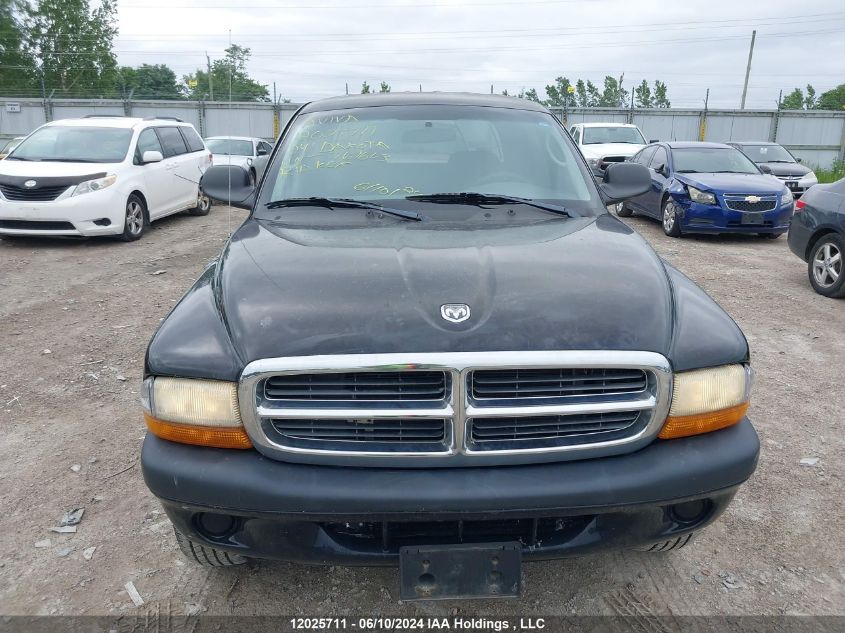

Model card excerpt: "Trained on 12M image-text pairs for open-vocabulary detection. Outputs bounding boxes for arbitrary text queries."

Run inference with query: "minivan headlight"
[659,364,752,439]
[72,174,117,197]
[687,185,717,205]
[142,377,252,449]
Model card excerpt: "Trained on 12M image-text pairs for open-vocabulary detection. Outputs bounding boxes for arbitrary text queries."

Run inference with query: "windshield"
[1,138,22,154]
[736,144,794,163]
[207,138,253,156]
[672,147,761,174]
[260,104,598,214]
[9,126,132,163]
[582,126,645,145]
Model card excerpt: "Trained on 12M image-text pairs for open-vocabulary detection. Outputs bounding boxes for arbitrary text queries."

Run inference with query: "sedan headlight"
[72,174,117,197]
[659,364,752,439]
[799,171,817,186]
[687,185,717,206]
[781,188,794,205]
[141,377,252,449]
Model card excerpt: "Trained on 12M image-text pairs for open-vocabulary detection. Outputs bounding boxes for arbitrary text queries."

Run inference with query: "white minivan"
[0,116,212,241]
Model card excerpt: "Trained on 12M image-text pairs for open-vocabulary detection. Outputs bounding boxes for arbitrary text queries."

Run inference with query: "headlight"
[659,364,752,439]
[799,171,817,186]
[781,188,794,205]
[72,174,117,197]
[687,185,717,205]
[587,157,599,168]
[142,377,252,449]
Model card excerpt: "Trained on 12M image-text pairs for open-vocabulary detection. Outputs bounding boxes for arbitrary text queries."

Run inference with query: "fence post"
[839,113,845,162]
[123,89,134,117]
[197,100,205,137]
[698,89,709,141]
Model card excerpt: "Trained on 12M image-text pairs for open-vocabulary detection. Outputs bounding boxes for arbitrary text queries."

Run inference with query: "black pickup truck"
[141,93,759,600]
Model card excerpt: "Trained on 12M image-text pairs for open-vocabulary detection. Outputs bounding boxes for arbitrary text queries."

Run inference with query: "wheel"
[636,533,695,553]
[808,234,845,298]
[174,529,247,567]
[187,193,211,216]
[119,194,146,242]
[616,201,634,217]
[759,233,781,239]
[661,198,682,238]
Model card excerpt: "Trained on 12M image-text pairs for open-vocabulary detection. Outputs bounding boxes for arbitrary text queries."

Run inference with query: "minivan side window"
[135,128,163,164]
[180,126,206,153]
[156,127,188,158]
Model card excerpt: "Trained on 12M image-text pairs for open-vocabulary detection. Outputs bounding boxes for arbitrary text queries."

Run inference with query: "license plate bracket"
[741,213,765,225]
[399,542,522,601]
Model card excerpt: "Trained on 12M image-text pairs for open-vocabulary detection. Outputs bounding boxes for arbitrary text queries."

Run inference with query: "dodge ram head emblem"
[24,180,37,188]
[745,195,761,203]
[440,303,471,323]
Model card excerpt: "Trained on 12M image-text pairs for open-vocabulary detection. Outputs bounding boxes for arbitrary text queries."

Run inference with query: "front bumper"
[142,419,759,565]
[0,188,126,237]
[675,199,793,234]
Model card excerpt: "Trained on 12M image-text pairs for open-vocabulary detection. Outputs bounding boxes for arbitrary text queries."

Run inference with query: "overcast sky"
[113,0,845,108]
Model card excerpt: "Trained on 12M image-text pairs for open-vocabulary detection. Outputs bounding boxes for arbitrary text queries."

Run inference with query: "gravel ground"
[0,206,842,618]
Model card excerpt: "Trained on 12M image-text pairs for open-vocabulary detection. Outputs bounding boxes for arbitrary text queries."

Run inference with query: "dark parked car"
[729,142,817,197]
[787,177,845,298]
[140,93,759,601]
[619,141,794,238]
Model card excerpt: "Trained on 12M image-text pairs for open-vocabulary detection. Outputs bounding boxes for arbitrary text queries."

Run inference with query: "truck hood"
[674,172,786,194]
[579,143,644,159]
[218,214,675,362]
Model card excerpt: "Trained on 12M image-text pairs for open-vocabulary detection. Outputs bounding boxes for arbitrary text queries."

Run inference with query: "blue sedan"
[618,142,794,238]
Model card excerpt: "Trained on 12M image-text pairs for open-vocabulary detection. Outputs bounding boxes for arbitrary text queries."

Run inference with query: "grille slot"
[0,220,75,231]
[0,184,69,201]
[469,411,641,445]
[723,196,778,213]
[264,371,447,402]
[269,417,447,443]
[471,368,647,400]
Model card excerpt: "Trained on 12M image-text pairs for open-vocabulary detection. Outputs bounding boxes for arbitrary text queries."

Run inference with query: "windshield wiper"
[39,158,103,163]
[406,192,575,218]
[264,197,422,222]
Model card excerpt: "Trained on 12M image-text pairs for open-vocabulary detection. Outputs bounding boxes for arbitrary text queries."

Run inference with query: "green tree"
[116,64,183,100]
[780,87,805,110]
[378,81,390,93]
[544,76,576,108]
[360,80,371,94]
[804,84,817,109]
[184,44,268,101]
[0,0,38,96]
[653,80,670,108]
[586,80,601,107]
[598,75,628,107]
[634,80,652,108]
[817,84,845,110]
[523,88,543,104]
[26,0,119,98]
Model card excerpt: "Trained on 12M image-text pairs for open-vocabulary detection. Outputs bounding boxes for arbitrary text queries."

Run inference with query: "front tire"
[662,198,682,238]
[174,529,247,567]
[616,201,634,217]
[119,194,145,242]
[808,234,845,298]
[187,194,211,216]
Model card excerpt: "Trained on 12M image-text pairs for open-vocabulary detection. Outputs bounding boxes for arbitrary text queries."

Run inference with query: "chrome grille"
[0,184,69,201]
[471,368,647,401]
[264,371,447,402]
[723,195,778,213]
[468,411,642,445]
[240,351,672,467]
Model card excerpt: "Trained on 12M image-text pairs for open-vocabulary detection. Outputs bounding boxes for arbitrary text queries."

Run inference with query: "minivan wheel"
[174,528,247,567]
[808,234,845,298]
[187,194,211,216]
[119,195,146,242]
[662,199,682,237]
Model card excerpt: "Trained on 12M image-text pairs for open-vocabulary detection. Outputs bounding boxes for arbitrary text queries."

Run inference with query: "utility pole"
[228,30,233,102]
[206,52,214,100]
[699,88,709,141]
[740,30,756,110]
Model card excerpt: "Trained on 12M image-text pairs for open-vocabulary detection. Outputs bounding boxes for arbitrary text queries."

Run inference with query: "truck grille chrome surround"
[723,194,778,213]
[239,351,672,467]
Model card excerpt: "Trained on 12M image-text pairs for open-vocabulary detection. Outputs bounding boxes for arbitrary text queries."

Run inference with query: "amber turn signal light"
[144,413,253,449]
[658,401,749,440]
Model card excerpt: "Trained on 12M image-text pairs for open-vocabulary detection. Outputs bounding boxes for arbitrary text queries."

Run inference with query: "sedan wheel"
[662,199,682,237]
[809,236,844,298]
[119,195,146,242]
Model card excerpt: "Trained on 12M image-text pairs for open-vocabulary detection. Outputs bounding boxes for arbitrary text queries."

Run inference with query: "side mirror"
[257,147,268,156]
[652,163,667,176]
[759,164,773,174]
[796,157,803,163]
[598,162,651,205]
[200,165,256,210]
[649,139,659,143]
[142,150,163,164]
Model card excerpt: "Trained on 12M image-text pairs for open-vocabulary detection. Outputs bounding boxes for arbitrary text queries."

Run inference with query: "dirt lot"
[0,206,842,619]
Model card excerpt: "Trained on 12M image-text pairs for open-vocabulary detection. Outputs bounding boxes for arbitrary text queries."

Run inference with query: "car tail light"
[794,199,806,212]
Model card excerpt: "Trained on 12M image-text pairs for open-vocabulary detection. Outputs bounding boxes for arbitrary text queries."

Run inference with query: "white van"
[0,116,212,241]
